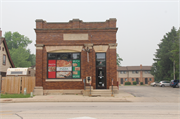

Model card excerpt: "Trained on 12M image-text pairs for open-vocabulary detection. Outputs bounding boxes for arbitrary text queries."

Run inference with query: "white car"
[151,81,159,87]
[157,81,170,87]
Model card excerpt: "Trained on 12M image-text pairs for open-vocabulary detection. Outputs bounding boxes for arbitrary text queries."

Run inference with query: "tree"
[117,53,123,66]
[151,27,179,81]
[169,28,180,79]
[4,31,32,50]
[9,47,32,67]
[27,49,36,66]
[4,31,35,67]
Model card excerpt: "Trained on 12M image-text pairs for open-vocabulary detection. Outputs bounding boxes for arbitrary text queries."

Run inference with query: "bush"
[125,82,131,85]
[140,82,143,85]
[133,81,137,85]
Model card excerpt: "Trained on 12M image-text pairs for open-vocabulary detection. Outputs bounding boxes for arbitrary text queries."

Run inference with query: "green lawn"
[0,94,31,98]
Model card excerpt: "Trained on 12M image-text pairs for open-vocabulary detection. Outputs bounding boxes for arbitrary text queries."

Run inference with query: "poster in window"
[48,60,56,78]
[73,60,80,78]
[56,60,72,71]
[56,71,72,78]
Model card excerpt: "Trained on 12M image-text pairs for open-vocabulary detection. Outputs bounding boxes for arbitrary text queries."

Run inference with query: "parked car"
[170,80,174,86]
[157,81,170,87]
[178,82,180,88]
[150,81,159,87]
[170,80,179,88]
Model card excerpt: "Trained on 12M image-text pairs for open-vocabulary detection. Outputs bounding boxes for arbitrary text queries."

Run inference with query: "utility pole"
[173,60,175,80]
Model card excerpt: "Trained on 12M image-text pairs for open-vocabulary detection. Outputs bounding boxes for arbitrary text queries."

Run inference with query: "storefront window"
[48,53,56,59]
[73,53,80,59]
[96,53,106,67]
[47,53,81,79]
[57,53,72,60]
[96,53,105,59]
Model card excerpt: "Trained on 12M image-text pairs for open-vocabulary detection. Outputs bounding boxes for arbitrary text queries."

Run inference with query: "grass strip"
[0,94,31,98]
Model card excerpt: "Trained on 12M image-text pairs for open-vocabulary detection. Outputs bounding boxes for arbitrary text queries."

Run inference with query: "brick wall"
[35,18,118,89]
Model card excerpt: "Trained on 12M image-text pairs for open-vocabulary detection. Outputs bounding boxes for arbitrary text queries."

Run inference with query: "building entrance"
[96,53,106,89]
[96,67,106,89]
[136,78,139,84]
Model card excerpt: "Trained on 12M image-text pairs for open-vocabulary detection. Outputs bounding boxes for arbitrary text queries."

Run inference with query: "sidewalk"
[0,90,178,103]
[0,90,133,103]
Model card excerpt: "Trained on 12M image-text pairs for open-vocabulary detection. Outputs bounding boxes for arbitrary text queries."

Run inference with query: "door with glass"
[96,67,106,89]
[96,53,106,89]
[145,78,148,84]
[136,78,139,84]
[121,78,123,84]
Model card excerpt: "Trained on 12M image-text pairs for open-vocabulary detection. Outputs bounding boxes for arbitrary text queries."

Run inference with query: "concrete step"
[85,86,93,90]
[91,89,112,97]
[92,91,111,94]
[44,90,83,95]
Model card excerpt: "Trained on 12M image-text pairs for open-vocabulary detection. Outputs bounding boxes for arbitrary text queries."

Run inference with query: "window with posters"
[47,53,81,79]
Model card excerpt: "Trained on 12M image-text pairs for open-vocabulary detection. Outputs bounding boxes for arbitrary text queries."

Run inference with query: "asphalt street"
[0,86,180,119]
[0,102,179,119]
[119,85,180,98]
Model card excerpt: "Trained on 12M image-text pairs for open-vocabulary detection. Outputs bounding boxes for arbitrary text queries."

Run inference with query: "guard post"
[83,79,86,90]
[87,77,91,96]
[111,78,113,97]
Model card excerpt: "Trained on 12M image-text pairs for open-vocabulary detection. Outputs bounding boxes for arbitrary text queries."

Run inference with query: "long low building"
[117,65,154,85]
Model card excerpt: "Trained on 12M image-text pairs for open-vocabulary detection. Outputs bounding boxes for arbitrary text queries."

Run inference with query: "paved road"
[119,86,180,98]
[1,102,180,119]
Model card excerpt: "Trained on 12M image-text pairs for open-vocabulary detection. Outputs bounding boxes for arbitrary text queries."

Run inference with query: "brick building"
[34,18,118,95]
[117,65,154,85]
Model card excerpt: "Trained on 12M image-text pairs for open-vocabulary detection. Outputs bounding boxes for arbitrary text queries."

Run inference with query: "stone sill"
[46,79,82,82]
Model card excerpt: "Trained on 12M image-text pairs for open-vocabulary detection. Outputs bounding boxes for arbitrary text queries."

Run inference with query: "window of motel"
[132,78,134,81]
[47,53,81,79]
[132,71,138,74]
[125,78,127,81]
[149,78,152,81]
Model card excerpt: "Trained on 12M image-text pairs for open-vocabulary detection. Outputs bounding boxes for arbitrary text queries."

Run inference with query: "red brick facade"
[35,19,118,90]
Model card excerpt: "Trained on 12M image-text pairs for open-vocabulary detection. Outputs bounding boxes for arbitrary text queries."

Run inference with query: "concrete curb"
[0,98,130,103]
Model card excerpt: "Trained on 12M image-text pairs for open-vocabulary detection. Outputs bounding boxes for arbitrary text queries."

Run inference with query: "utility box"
[86,76,92,84]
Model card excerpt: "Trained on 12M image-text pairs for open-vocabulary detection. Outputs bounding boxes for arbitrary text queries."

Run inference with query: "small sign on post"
[24,88,27,95]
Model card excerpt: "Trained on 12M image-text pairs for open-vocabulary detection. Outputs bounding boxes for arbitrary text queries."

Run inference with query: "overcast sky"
[0,0,179,66]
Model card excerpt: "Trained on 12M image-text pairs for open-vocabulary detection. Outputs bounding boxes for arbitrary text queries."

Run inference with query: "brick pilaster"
[35,44,44,86]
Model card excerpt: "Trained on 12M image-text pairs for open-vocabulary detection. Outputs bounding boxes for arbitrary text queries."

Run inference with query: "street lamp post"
[173,60,175,80]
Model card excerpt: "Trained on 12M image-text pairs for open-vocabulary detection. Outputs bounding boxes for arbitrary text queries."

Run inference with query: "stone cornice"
[34,28,118,33]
